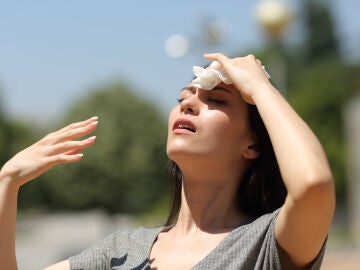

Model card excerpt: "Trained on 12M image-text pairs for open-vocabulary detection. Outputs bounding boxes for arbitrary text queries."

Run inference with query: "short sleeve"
[68,227,162,270]
[306,240,327,270]
[254,209,282,269]
[256,208,326,269]
[68,232,114,270]
[273,214,327,270]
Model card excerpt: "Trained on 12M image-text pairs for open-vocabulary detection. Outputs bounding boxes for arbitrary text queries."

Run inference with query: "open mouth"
[173,119,196,133]
[177,123,196,132]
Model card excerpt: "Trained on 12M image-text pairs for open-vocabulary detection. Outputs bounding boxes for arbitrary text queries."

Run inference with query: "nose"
[180,94,200,115]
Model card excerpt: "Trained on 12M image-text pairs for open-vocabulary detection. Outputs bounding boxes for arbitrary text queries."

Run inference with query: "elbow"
[304,170,334,190]
[301,171,336,209]
[290,169,336,209]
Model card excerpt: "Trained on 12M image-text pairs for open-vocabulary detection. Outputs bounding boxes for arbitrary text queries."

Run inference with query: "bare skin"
[0,54,335,270]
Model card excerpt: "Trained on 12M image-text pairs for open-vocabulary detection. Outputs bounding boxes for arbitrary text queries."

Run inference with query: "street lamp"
[255,0,293,38]
[255,0,293,95]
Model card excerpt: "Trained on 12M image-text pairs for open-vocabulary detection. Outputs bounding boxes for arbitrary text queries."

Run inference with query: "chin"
[167,145,211,166]
[166,146,191,161]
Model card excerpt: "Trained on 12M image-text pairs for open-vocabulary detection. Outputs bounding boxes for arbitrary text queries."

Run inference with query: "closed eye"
[208,98,226,105]
[178,87,195,103]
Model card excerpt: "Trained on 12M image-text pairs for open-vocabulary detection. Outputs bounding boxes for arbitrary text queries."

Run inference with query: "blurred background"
[1,0,359,269]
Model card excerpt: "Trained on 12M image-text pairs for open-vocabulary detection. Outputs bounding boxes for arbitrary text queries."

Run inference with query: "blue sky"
[0,0,359,124]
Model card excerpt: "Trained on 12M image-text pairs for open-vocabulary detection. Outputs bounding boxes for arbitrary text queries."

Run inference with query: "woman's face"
[167,82,257,169]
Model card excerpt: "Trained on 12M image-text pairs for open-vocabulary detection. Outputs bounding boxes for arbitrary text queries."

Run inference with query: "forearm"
[253,84,334,200]
[0,174,19,270]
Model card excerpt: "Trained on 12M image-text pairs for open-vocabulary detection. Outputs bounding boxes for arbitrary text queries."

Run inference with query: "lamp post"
[255,0,293,96]
[345,96,360,247]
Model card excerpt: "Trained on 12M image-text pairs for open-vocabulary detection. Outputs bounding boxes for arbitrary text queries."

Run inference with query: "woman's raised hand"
[0,116,98,188]
[204,53,274,105]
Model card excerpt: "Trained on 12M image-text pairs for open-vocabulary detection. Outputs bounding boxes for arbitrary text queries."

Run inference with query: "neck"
[172,161,247,235]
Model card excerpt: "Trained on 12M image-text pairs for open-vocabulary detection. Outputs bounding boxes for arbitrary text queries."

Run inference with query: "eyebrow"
[181,86,196,93]
[212,85,233,94]
[181,85,233,94]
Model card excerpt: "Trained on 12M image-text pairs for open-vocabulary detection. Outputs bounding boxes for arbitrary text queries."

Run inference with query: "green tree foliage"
[302,0,340,61]
[0,119,35,164]
[18,83,169,214]
[287,0,357,200]
[288,57,352,198]
[0,90,35,167]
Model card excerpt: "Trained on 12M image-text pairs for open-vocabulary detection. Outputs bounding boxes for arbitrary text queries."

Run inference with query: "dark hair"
[165,104,287,226]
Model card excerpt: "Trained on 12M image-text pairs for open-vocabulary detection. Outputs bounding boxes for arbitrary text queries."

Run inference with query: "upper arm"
[43,260,70,270]
[275,180,335,267]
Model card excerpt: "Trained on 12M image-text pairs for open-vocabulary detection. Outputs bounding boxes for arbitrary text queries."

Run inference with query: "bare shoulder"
[43,260,70,270]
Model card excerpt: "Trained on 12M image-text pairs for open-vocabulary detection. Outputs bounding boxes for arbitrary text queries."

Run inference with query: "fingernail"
[90,121,98,126]
[86,136,96,141]
[75,153,84,158]
[91,116,99,120]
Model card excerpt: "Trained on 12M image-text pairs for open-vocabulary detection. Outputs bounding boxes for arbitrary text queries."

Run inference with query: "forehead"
[183,82,238,95]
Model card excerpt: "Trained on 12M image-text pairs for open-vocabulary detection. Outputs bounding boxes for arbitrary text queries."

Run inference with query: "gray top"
[69,209,325,269]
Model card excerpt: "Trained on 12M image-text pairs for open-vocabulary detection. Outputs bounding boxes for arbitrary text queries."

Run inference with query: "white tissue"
[261,65,271,80]
[192,61,232,90]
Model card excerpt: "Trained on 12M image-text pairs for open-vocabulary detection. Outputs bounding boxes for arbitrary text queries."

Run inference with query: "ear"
[242,144,259,160]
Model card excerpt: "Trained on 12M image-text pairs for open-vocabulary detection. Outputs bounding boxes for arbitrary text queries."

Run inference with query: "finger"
[55,116,98,135]
[203,53,229,66]
[57,122,98,143]
[46,120,98,144]
[41,117,98,144]
[46,153,84,166]
[48,136,96,155]
[64,148,82,156]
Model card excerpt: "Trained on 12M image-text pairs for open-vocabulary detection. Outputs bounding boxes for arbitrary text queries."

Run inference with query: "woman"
[0,53,335,269]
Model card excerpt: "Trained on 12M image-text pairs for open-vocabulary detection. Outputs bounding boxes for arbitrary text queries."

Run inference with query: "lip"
[173,118,197,134]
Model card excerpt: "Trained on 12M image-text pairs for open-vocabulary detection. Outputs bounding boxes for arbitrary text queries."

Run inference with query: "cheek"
[201,110,249,148]
[200,112,235,152]
[202,110,233,136]
[166,106,180,151]
[167,106,178,132]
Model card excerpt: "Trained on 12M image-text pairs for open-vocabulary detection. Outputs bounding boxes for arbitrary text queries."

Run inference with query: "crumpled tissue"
[192,61,232,90]
[192,61,271,90]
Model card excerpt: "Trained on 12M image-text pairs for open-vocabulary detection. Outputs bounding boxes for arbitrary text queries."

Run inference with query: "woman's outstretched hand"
[0,116,98,188]
[204,53,274,105]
